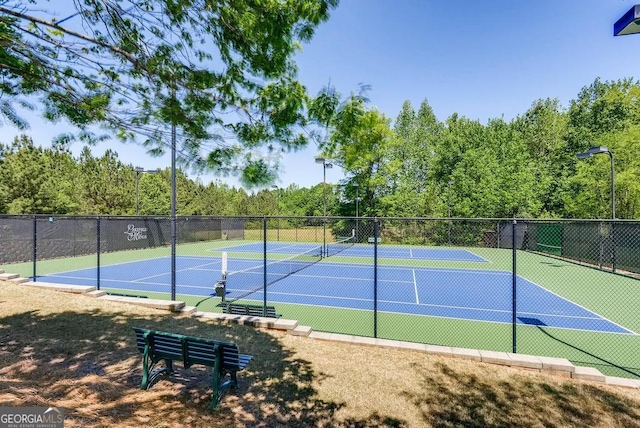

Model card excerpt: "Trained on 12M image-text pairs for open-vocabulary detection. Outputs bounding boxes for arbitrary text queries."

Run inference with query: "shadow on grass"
[0,309,406,427]
[404,361,640,428]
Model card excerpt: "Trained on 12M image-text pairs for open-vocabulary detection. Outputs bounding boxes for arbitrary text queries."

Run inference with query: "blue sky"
[4,1,640,190]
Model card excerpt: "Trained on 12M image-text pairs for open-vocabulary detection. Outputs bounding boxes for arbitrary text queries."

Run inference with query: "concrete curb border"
[10,277,640,390]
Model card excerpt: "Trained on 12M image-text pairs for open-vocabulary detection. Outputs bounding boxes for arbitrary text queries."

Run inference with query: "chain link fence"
[1,215,639,378]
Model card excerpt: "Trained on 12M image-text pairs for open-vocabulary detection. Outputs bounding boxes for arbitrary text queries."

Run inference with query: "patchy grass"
[0,280,639,427]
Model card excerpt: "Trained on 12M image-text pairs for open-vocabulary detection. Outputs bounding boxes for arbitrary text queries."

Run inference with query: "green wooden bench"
[132,327,252,410]
[219,302,281,318]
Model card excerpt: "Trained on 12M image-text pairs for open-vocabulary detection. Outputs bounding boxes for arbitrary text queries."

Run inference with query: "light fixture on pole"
[134,167,158,215]
[576,146,616,272]
[315,157,333,256]
[271,184,280,241]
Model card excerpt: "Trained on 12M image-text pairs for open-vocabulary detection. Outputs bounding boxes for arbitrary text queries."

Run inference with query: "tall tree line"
[0,135,335,216]
[2,77,640,219]
[314,77,640,220]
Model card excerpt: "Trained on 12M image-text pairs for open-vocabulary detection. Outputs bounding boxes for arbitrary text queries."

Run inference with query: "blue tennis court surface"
[35,254,632,335]
[216,242,489,262]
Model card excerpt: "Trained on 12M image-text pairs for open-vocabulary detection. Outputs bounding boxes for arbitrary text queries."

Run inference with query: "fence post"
[374,217,379,338]
[263,216,268,316]
[171,215,176,301]
[32,216,37,282]
[96,217,101,290]
[612,220,617,273]
[598,222,604,270]
[512,219,517,354]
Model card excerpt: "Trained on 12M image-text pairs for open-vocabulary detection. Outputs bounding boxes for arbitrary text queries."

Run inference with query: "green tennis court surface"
[4,240,640,379]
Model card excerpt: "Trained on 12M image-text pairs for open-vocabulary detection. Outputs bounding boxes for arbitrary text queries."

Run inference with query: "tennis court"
[33,244,631,335]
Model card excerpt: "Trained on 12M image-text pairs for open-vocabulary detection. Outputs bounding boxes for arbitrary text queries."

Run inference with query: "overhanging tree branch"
[0,0,339,185]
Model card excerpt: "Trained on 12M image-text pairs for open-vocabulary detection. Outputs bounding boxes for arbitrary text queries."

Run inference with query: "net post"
[221,251,228,276]
[215,251,228,302]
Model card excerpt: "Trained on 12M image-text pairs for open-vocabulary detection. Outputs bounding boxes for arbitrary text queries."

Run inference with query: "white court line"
[215,242,313,253]
[413,269,419,304]
[463,249,492,263]
[46,254,633,335]
[518,276,638,336]
[253,288,635,336]
[132,259,221,283]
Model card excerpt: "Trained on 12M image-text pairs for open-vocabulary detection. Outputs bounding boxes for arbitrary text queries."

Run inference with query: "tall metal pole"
[322,163,327,257]
[272,185,280,241]
[134,167,157,216]
[608,151,615,221]
[608,151,616,273]
[373,217,379,338]
[315,157,332,256]
[354,183,359,241]
[355,184,359,218]
[96,217,101,290]
[263,216,268,316]
[576,146,616,272]
[170,87,177,301]
[135,171,140,215]
[447,180,454,245]
[32,216,37,282]
[512,219,517,353]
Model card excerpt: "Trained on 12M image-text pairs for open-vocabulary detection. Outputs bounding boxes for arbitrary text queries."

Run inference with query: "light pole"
[271,184,280,241]
[576,146,615,220]
[135,167,158,215]
[576,146,616,271]
[315,157,333,256]
[353,182,359,241]
[447,180,454,245]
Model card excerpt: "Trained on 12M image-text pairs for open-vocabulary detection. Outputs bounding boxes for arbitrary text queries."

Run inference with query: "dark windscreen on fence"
[520,219,640,275]
[2,215,640,276]
[0,216,33,264]
[3,215,640,379]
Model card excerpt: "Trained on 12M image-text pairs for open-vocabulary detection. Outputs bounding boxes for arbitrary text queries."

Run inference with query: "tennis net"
[222,244,323,303]
[326,234,355,257]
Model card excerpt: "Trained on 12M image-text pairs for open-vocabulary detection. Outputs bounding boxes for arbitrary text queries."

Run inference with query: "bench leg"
[141,345,173,390]
[210,365,222,410]
[146,363,173,389]
[210,366,236,410]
